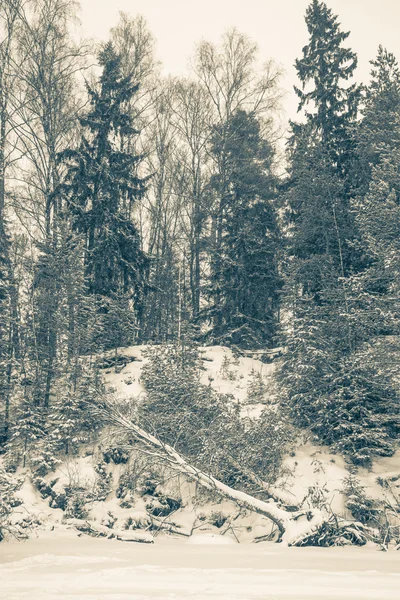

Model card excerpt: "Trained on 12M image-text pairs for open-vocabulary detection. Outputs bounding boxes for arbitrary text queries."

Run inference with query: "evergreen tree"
[98,292,139,354]
[357,46,400,188]
[288,0,361,281]
[285,138,356,293]
[47,363,102,456]
[60,42,148,349]
[31,240,62,408]
[0,466,22,541]
[206,109,280,348]
[350,48,400,355]
[29,223,92,408]
[8,397,44,468]
[279,285,400,465]
[294,0,360,170]
[279,3,400,464]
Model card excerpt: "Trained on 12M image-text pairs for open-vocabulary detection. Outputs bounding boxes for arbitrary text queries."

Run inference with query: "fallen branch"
[66,518,154,543]
[150,514,191,537]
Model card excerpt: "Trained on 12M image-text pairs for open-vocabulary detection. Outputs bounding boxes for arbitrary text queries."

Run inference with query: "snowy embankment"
[0,530,399,600]
[101,344,400,518]
[3,345,400,547]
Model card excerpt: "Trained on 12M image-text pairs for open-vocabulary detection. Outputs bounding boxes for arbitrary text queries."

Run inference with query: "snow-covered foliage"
[0,467,23,541]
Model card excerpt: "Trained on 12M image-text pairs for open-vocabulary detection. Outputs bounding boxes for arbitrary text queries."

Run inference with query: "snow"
[187,533,236,544]
[199,345,276,406]
[0,531,399,599]
[275,443,400,515]
[102,345,148,399]
[2,343,400,599]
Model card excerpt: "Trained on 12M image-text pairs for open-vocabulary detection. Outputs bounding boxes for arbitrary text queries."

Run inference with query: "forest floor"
[0,529,399,599]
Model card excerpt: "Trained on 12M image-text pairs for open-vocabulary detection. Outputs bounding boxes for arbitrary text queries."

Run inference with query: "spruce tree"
[60,42,148,348]
[357,46,400,188]
[288,0,361,280]
[294,0,360,170]
[279,3,400,464]
[207,109,280,348]
[350,48,400,362]
[8,398,45,468]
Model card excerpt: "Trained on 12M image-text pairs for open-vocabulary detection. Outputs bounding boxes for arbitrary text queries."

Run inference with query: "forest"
[0,0,399,553]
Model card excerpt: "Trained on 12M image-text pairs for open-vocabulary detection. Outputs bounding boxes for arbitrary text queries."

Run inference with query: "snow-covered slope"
[4,344,400,545]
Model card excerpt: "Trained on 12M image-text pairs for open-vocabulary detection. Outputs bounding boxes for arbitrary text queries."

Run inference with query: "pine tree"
[207,109,281,348]
[350,48,400,363]
[288,0,362,280]
[60,42,148,349]
[285,139,356,292]
[98,292,138,355]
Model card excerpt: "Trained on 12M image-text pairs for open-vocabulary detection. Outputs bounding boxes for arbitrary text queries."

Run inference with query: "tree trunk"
[92,397,327,545]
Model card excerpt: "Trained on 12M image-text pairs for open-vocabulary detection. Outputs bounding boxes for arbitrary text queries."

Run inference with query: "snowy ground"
[0,531,399,600]
[102,345,400,515]
[2,344,400,598]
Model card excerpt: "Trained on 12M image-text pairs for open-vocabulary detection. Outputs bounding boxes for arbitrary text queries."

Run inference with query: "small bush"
[64,488,88,519]
[92,463,112,502]
[246,369,267,403]
[343,475,381,525]
[209,511,228,528]
[103,447,129,465]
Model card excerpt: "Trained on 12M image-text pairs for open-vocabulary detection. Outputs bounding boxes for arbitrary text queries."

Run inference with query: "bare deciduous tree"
[194,28,283,124]
[13,0,89,236]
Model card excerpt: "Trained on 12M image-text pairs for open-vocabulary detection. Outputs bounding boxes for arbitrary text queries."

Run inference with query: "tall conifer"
[206,110,280,348]
[60,43,148,347]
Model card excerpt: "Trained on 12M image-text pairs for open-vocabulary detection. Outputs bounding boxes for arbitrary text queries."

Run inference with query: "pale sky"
[79,0,399,120]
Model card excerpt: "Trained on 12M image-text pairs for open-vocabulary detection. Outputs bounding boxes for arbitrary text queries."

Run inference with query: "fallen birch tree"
[89,395,330,546]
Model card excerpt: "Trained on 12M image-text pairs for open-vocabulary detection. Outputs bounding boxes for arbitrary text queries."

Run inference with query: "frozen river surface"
[0,531,399,599]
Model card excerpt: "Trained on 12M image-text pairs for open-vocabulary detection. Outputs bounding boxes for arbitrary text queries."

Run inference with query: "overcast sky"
[80,0,399,120]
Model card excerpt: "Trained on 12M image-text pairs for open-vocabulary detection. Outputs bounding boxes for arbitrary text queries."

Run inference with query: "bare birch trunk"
[91,396,327,545]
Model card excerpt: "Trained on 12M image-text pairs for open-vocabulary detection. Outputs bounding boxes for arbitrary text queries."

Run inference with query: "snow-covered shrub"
[246,369,267,403]
[219,353,238,381]
[209,511,228,528]
[49,491,68,511]
[141,343,293,495]
[344,474,400,547]
[302,483,330,511]
[103,446,129,465]
[64,488,89,519]
[343,474,381,525]
[101,511,116,529]
[116,454,158,501]
[0,467,23,542]
[31,444,61,477]
[92,462,112,501]
[146,495,180,517]
[34,476,58,499]
[296,514,374,547]
[123,513,151,530]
